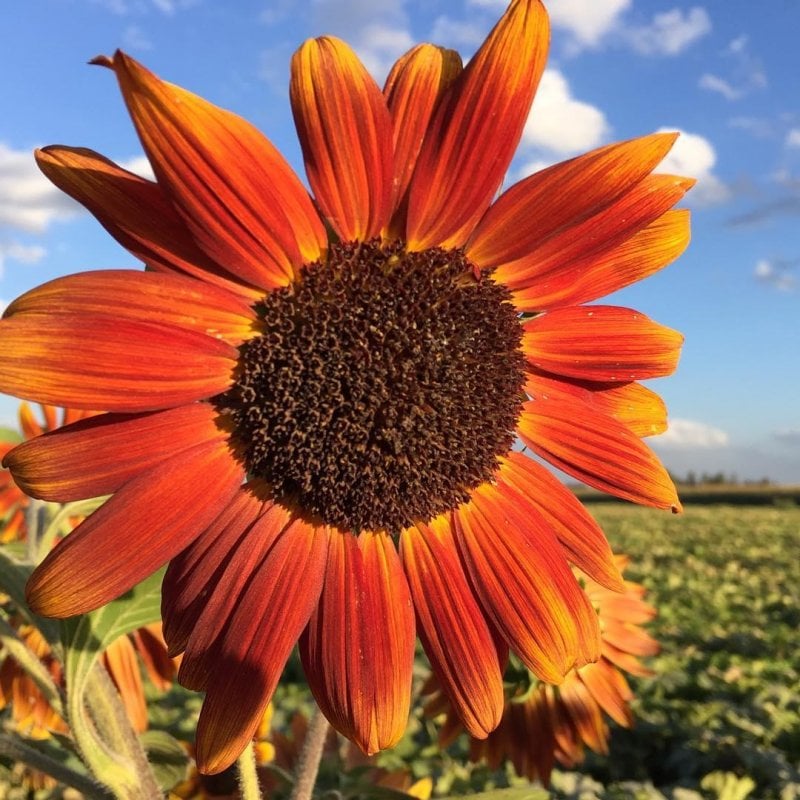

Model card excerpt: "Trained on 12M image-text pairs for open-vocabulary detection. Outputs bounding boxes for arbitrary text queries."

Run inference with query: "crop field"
[562,501,800,800]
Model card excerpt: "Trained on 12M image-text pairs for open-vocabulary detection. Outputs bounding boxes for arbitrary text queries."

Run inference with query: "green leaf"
[140,729,190,792]
[61,566,164,659]
[0,426,22,444]
[0,549,61,646]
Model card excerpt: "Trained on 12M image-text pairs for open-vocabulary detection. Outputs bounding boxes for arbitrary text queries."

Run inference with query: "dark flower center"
[218,239,525,533]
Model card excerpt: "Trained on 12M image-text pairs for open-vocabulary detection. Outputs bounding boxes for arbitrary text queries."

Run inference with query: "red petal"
[106,51,326,289]
[511,208,691,311]
[405,0,549,249]
[523,306,683,382]
[498,452,624,592]
[383,44,462,225]
[161,483,279,656]
[290,37,394,241]
[401,517,504,739]
[25,440,243,617]
[578,660,633,727]
[467,133,680,270]
[519,378,680,510]
[454,482,600,683]
[194,519,328,774]
[0,313,236,412]
[301,531,414,754]
[179,500,292,691]
[6,270,257,345]
[3,403,226,502]
[35,146,262,300]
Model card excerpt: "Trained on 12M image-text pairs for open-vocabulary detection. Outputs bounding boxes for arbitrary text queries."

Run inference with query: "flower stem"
[236,740,262,800]
[289,705,330,800]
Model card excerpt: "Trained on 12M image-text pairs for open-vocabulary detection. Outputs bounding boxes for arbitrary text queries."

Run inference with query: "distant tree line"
[669,471,773,487]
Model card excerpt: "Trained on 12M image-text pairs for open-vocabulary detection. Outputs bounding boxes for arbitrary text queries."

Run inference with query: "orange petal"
[161,484,277,656]
[401,517,504,739]
[578,660,633,728]
[468,133,680,270]
[518,379,680,510]
[301,531,414,754]
[103,636,148,733]
[0,313,236,412]
[35,146,261,301]
[454,482,599,683]
[523,306,684,382]
[383,44,462,220]
[584,381,668,437]
[18,403,46,439]
[557,673,608,754]
[25,439,243,617]
[105,51,326,288]
[6,270,258,345]
[131,623,176,690]
[179,501,292,691]
[290,37,394,241]
[405,0,549,249]
[3,403,226,502]
[511,208,691,311]
[195,519,328,774]
[498,452,624,592]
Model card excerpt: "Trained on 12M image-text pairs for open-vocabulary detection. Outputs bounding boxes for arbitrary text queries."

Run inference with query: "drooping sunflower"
[427,555,659,786]
[0,0,689,774]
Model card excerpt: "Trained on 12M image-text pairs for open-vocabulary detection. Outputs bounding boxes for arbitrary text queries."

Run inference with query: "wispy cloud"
[654,418,729,449]
[0,143,81,233]
[699,34,767,101]
[0,241,47,280]
[728,116,774,139]
[623,7,711,56]
[786,129,800,149]
[122,24,153,50]
[699,73,740,101]
[774,428,800,445]
[754,257,797,292]
[656,127,730,207]
[729,196,800,228]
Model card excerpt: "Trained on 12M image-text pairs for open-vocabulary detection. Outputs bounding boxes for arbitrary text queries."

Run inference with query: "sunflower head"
[0,0,689,775]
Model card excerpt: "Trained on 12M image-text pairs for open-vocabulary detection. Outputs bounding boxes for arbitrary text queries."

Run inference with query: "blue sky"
[1,0,798,482]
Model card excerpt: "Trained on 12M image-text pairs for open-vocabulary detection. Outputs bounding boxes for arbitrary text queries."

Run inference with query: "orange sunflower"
[441,556,659,786]
[0,0,689,775]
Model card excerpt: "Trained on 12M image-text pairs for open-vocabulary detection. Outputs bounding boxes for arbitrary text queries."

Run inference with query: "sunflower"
[0,0,689,775]
[426,555,658,786]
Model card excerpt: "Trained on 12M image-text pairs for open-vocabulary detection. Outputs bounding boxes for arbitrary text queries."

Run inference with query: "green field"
[563,502,800,800]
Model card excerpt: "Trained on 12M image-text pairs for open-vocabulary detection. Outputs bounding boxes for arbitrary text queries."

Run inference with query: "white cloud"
[430,16,486,48]
[309,0,412,83]
[754,258,796,292]
[786,129,800,149]
[624,7,711,56]
[656,128,730,207]
[0,298,7,316]
[122,24,153,50]
[699,73,740,101]
[0,143,82,233]
[520,69,610,159]
[119,154,156,180]
[353,23,414,81]
[0,242,47,280]
[654,419,729,449]
[546,0,631,49]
